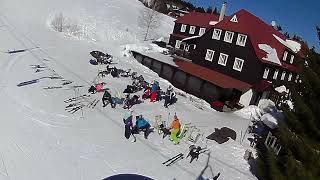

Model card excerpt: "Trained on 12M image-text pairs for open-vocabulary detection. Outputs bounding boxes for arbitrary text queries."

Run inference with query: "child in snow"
[142,86,151,100]
[164,85,176,108]
[133,115,151,139]
[102,90,115,108]
[88,85,96,94]
[186,145,202,163]
[123,110,136,142]
[150,81,158,102]
[170,115,181,144]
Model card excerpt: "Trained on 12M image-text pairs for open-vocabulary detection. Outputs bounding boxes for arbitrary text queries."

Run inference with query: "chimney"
[219,2,227,22]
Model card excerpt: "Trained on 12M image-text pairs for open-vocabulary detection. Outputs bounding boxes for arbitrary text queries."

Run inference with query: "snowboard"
[125,125,131,139]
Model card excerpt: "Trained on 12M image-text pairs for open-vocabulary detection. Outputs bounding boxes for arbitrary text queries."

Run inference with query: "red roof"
[213,9,304,72]
[174,58,252,89]
[170,33,188,39]
[175,12,220,28]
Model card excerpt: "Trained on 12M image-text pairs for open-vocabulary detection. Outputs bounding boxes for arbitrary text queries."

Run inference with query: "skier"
[164,85,176,108]
[170,115,181,145]
[102,90,115,108]
[150,81,158,102]
[186,145,202,163]
[123,109,136,142]
[134,115,151,139]
[159,123,171,139]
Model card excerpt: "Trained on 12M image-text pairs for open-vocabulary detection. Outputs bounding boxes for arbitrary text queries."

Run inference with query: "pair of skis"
[87,98,100,109]
[66,104,85,114]
[162,153,184,166]
[64,94,89,103]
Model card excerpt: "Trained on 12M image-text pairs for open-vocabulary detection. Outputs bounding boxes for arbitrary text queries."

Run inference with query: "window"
[189,26,196,34]
[283,51,288,61]
[184,45,189,51]
[288,73,292,81]
[233,58,244,71]
[273,69,279,79]
[224,31,234,43]
[236,34,247,47]
[180,24,186,32]
[218,53,228,66]
[281,71,286,80]
[230,15,238,23]
[212,29,222,40]
[193,45,197,49]
[199,28,206,36]
[295,75,299,82]
[175,40,181,49]
[290,55,294,64]
[205,49,215,62]
[263,67,270,79]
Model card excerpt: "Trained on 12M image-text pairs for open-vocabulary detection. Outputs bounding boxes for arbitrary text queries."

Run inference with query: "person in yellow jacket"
[170,115,181,144]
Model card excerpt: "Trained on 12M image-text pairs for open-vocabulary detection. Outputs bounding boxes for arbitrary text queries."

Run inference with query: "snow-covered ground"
[0,0,258,179]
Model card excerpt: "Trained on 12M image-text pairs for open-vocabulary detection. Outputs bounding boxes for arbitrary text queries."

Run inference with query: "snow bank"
[258,44,282,65]
[239,89,253,107]
[274,85,287,93]
[261,113,278,129]
[121,43,169,57]
[273,34,301,53]
[234,105,262,120]
[258,99,276,114]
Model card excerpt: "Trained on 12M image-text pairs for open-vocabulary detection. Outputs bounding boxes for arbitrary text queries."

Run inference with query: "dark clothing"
[159,124,171,138]
[133,117,151,139]
[88,86,96,94]
[102,91,115,108]
[187,146,202,163]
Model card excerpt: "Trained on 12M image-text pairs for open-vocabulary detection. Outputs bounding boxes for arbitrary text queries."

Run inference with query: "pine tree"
[256,48,320,180]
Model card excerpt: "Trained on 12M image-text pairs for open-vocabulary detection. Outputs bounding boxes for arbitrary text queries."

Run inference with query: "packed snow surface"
[258,44,282,65]
[261,113,278,129]
[0,0,257,179]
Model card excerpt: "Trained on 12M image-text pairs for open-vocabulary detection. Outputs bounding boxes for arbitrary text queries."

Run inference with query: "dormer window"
[212,29,222,40]
[263,67,270,79]
[281,71,286,80]
[184,45,189,51]
[175,40,181,49]
[236,34,247,47]
[288,73,292,81]
[273,69,279,79]
[224,31,234,43]
[180,24,187,32]
[189,26,196,34]
[283,51,288,61]
[199,28,206,36]
[290,55,294,64]
[230,15,238,23]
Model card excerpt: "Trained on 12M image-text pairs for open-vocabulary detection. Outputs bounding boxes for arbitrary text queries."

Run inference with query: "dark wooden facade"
[190,29,263,85]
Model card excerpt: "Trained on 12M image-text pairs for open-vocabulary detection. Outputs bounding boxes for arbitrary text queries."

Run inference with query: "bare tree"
[138,1,161,41]
[51,13,66,32]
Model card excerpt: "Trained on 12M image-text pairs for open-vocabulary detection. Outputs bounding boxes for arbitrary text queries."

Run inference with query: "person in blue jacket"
[134,115,151,139]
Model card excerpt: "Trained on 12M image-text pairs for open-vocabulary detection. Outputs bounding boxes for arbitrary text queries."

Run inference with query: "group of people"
[123,110,152,142]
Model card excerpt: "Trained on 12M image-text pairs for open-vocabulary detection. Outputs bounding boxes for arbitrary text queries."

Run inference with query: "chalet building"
[168,12,222,55]
[170,7,306,107]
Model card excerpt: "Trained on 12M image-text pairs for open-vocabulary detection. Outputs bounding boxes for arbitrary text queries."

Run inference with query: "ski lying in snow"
[43,86,63,90]
[162,153,183,165]
[87,98,98,108]
[91,99,100,109]
[165,154,184,166]
[64,94,89,103]
[17,79,39,87]
[65,102,83,109]
[68,105,85,114]
[30,65,46,69]
[61,80,73,85]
